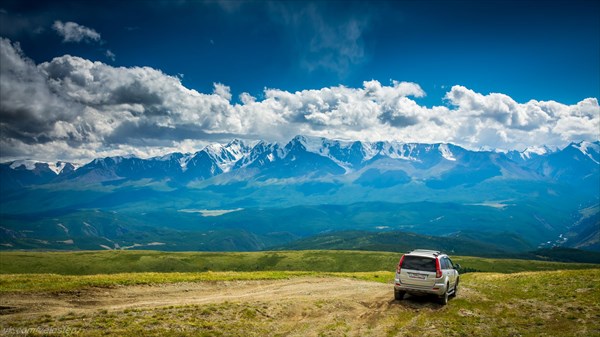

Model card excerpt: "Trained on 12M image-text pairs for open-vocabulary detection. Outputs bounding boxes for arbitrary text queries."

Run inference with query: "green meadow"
[0,250,598,336]
[1,250,597,276]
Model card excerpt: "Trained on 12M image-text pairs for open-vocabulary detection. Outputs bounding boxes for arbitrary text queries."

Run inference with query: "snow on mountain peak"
[203,139,252,172]
[285,137,461,166]
[289,135,325,153]
[521,145,553,159]
[204,143,224,155]
[572,140,600,153]
[304,136,329,154]
[155,153,184,161]
[572,141,600,164]
[350,142,372,161]
[9,160,37,170]
[48,162,67,175]
[225,139,251,158]
[438,144,457,161]
[179,154,194,172]
[5,136,597,180]
[9,160,77,174]
[282,137,465,171]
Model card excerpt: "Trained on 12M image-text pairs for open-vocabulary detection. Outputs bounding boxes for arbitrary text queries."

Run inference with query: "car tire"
[394,289,405,300]
[450,279,458,298]
[439,285,449,305]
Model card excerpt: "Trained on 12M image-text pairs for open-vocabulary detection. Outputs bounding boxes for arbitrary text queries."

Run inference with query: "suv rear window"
[401,256,436,272]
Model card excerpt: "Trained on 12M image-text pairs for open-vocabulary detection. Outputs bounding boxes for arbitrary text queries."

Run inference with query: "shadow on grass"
[389,293,448,310]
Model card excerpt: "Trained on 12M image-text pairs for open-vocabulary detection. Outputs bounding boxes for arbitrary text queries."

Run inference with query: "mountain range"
[1,136,599,254]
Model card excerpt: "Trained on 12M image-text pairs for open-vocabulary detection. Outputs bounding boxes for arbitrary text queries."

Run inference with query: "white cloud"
[52,21,101,43]
[0,37,598,162]
[445,85,552,130]
[552,99,600,142]
[0,38,83,145]
[444,85,600,150]
[212,83,232,101]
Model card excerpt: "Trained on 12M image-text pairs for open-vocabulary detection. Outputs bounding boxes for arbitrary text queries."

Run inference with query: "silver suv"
[393,249,460,305]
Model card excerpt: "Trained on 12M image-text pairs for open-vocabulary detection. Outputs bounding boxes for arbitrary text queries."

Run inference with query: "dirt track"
[0,277,451,336]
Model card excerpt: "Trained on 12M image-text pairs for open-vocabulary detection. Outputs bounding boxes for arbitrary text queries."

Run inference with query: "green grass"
[2,302,278,337]
[450,255,599,273]
[0,271,392,293]
[1,250,597,276]
[1,269,598,336]
[0,250,599,336]
[389,269,600,336]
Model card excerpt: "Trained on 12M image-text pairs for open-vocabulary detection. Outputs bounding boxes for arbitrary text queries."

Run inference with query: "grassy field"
[0,270,598,336]
[1,250,598,275]
[0,271,392,293]
[393,269,600,336]
[0,250,599,336]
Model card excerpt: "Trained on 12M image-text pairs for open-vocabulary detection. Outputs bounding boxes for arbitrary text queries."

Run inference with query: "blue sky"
[0,0,599,161]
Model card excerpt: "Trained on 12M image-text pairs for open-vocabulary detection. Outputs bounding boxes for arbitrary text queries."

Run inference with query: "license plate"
[408,273,426,279]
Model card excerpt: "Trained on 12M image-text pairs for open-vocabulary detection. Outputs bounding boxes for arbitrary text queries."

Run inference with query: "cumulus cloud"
[0,38,83,146]
[444,85,600,150]
[52,21,101,43]
[0,37,598,162]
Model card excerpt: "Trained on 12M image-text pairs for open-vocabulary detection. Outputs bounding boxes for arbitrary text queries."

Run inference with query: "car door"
[439,257,449,285]
[399,256,438,288]
[445,257,457,287]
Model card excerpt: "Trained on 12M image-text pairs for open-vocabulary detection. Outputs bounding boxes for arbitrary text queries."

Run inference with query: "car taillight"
[435,258,442,278]
[396,255,405,273]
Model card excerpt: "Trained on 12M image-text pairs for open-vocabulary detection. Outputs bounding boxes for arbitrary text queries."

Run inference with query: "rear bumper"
[394,278,447,296]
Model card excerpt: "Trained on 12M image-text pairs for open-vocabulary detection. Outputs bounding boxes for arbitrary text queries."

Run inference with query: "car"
[393,249,460,305]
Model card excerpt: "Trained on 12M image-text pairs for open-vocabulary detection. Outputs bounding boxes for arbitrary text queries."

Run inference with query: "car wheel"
[394,289,405,300]
[439,285,449,305]
[450,279,458,298]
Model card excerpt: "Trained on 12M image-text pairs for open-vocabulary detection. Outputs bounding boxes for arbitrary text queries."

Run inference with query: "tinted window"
[401,256,436,272]
[446,258,454,269]
[440,258,449,269]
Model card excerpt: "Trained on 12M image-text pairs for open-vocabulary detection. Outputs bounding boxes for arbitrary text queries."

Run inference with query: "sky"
[0,0,599,162]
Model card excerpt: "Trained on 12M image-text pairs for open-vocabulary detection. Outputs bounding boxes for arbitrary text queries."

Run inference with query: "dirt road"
[0,277,450,336]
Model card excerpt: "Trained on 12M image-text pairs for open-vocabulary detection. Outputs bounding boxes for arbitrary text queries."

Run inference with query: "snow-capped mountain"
[203,139,254,173]
[1,137,599,188]
[571,141,600,164]
[285,135,459,170]
[7,160,79,174]
[506,145,556,163]
[1,137,598,253]
[531,141,600,184]
[0,160,79,189]
[232,140,282,170]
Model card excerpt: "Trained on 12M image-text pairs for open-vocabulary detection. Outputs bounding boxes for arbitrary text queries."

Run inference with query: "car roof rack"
[409,249,442,256]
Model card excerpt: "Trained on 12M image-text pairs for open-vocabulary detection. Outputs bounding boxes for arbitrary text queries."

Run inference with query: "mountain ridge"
[2,136,599,187]
[1,136,598,253]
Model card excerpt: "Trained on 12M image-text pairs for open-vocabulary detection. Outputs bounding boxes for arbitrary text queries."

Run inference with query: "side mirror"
[454,264,461,270]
